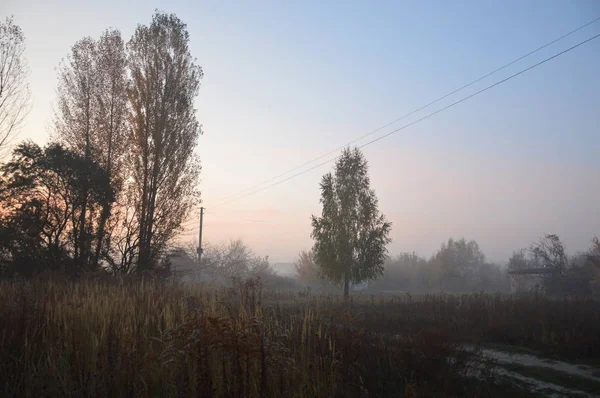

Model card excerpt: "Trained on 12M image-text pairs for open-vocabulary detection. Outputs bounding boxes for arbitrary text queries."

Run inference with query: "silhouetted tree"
[54,36,97,269]
[203,240,252,279]
[530,234,568,273]
[128,11,202,272]
[311,147,391,300]
[196,239,276,281]
[101,186,140,274]
[91,29,128,268]
[54,29,129,270]
[0,16,31,157]
[0,142,114,276]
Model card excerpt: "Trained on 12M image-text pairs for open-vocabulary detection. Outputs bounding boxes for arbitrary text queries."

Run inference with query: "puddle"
[492,367,596,398]
[470,346,600,383]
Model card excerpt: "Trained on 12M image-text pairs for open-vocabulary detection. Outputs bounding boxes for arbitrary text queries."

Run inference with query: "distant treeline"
[295,235,600,296]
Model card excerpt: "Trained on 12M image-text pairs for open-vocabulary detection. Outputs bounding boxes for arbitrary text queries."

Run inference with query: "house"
[508,253,600,296]
[352,281,369,291]
[167,248,198,284]
[507,267,558,294]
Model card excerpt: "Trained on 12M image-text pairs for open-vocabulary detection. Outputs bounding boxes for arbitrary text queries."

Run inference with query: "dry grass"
[318,292,600,361]
[0,275,578,397]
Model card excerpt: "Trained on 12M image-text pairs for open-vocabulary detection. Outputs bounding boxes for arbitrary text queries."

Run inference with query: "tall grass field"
[1,275,599,397]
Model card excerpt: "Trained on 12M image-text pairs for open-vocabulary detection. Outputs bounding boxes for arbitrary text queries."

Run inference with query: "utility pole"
[197,207,204,269]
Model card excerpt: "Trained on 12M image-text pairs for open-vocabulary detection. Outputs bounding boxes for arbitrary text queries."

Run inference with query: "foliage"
[367,247,508,294]
[128,11,203,272]
[0,142,114,276]
[434,238,485,278]
[529,234,568,272]
[53,29,129,271]
[0,16,31,156]
[294,249,319,284]
[509,235,599,296]
[591,237,600,256]
[199,239,277,281]
[426,238,506,293]
[41,11,203,274]
[311,147,391,299]
[508,249,533,271]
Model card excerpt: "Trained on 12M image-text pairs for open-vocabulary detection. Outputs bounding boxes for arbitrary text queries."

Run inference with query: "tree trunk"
[92,204,110,268]
[137,144,150,273]
[77,92,92,271]
[343,274,350,301]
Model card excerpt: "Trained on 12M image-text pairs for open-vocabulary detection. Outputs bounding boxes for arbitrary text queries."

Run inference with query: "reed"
[1,276,575,397]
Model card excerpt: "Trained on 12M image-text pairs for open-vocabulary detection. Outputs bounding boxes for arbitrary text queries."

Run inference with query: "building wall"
[509,274,545,293]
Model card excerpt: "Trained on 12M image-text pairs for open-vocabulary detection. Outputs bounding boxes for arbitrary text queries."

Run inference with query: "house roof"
[168,248,198,272]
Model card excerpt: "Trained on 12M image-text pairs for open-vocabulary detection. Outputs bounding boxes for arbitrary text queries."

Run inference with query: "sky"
[3,0,600,267]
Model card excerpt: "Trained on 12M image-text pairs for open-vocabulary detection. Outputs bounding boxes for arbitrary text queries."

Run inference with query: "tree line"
[1,14,597,296]
[300,148,599,297]
[295,234,600,295]
[0,12,202,277]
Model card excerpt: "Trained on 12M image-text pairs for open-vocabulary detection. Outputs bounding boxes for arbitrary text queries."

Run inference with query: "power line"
[179,229,199,237]
[181,219,199,228]
[217,31,600,205]
[180,207,210,230]
[216,16,600,205]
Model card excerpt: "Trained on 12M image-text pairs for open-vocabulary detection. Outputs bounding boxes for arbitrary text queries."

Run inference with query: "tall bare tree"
[54,36,97,267]
[101,185,140,274]
[92,29,128,267]
[0,16,31,157]
[54,30,128,270]
[54,37,96,159]
[128,11,202,272]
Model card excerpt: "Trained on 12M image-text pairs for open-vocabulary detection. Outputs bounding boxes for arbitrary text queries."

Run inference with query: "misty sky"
[3,0,600,266]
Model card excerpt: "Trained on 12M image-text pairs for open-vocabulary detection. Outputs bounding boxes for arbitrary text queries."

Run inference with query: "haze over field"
[3,0,600,266]
[3,4,600,396]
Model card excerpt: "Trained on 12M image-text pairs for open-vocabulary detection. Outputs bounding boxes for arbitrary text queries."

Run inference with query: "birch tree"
[311,147,391,300]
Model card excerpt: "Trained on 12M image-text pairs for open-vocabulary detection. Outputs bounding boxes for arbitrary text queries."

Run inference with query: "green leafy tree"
[311,147,391,299]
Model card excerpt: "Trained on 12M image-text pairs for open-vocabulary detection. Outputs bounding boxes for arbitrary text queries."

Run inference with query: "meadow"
[1,275,599,397]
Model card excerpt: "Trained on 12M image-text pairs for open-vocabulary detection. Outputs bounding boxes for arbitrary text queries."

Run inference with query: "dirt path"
[467,346,600,397]
[322,321,600,397]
